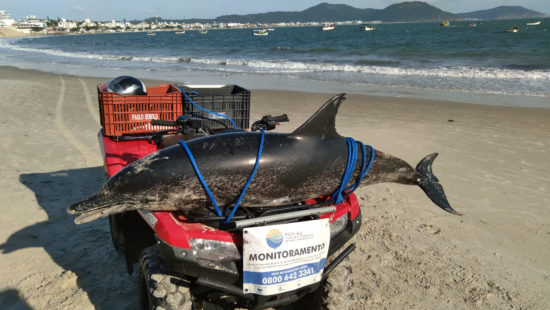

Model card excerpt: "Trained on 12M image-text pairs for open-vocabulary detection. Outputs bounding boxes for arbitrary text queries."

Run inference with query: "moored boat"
[360,24,376,31]
[526,21,541,26]
[321,23,336,31]
[253,28,268,36]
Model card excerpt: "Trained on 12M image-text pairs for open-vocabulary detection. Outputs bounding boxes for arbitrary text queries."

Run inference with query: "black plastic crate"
[178,85,250,130]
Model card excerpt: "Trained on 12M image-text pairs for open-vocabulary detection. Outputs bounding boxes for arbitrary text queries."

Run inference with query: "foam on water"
[1,21,549,107]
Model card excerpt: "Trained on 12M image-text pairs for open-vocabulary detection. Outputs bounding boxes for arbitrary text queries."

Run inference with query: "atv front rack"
[231,206,336,228]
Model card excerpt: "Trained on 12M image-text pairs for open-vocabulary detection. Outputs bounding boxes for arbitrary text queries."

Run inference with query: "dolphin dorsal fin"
[290,93,345,138]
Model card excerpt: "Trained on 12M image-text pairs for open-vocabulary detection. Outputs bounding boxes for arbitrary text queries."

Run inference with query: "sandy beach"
[0,27,34,38]
[0,65,549,309]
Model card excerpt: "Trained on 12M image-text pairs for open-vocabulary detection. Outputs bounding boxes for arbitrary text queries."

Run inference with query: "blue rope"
[181,89,237,129]
[179,131,372,222]
[223,129,265,223]
[178,129,265,222]
[178,139,222,217]
[332,138,375,204]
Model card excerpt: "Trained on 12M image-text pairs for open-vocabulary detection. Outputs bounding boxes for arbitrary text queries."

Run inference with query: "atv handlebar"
[269,114,289,123]
[251,114,289,131]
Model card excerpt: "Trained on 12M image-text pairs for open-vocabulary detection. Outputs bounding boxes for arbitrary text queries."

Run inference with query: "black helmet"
[101,76,147,95]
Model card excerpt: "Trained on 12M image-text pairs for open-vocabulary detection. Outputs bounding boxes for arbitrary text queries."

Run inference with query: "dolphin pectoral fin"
[415,153,461,215]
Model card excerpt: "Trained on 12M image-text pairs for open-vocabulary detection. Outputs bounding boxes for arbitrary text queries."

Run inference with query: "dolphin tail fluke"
[415,153,460,215]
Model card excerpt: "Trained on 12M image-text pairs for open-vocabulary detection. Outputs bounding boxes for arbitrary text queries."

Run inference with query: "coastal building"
[81,19,97,28]
[57,18,78,31]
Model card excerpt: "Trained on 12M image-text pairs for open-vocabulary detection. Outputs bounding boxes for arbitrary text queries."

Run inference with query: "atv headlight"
[189,238,241,261]
[329,213,348,238]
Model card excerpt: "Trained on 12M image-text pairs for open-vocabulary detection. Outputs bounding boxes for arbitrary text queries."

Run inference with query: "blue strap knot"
[332,138,375,204]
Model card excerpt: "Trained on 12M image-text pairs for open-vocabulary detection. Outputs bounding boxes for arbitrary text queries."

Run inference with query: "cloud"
[71,6,85,13]
[141,9,157,16]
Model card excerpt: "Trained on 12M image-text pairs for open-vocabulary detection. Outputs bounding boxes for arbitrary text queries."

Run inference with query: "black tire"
[321,256,353,309]
[139,246,194,310]
[296,256,353,310]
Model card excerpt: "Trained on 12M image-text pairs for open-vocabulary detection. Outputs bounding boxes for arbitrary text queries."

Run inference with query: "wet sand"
[0,66,549,309]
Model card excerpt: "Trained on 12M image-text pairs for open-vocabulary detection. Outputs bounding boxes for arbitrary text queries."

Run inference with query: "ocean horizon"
[1,20,549,108]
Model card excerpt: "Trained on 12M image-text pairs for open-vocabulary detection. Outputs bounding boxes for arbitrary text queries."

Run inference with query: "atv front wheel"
[296,256,354,309]
[321,256,353,309]
[139,246,194,310]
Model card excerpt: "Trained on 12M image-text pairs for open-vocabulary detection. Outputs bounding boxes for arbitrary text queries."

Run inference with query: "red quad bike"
[102,111,362,309]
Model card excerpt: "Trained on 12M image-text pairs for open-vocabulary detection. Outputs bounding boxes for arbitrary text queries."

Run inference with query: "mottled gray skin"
[69,94,456,224]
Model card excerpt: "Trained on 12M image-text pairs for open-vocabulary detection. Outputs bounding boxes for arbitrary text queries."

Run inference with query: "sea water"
[1,20,549,107]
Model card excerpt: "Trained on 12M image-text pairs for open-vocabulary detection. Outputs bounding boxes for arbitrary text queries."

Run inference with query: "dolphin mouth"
[73,204,130,224]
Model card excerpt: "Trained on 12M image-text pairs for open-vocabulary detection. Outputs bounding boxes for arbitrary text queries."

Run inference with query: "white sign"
[243,219,330,295]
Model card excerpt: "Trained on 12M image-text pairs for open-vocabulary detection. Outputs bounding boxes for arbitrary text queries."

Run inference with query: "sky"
[2,0,549,21]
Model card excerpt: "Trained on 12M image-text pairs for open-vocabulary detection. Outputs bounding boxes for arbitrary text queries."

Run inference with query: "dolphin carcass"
[68,94,458,224]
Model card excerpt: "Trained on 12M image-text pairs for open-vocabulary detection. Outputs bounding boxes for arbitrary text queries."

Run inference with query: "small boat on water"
[469,23,477,27]
[526,21,541,26]
[321,23,336,31]
[253,28,268,36]
[175,31,185,34]
[146,31,156,36]
[360,24,376,31]
[198,29,208,34]
[506,26,519,33]
[441,21,450,27]
[267,28,275,31]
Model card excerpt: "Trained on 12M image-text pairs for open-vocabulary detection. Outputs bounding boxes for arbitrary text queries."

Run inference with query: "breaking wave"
[4,40,548,82]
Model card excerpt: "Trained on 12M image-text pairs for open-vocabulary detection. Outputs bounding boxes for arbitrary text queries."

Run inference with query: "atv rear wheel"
[139,246,194,310]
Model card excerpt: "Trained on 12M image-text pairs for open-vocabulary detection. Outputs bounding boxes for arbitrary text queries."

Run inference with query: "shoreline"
[3,64,550,111]
[1,66,549,309]
[1,62,549,109]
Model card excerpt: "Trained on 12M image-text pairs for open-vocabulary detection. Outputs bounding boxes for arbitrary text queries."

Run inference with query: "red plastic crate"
[98,84,182,137]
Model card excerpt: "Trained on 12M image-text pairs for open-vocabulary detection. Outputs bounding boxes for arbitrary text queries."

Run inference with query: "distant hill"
[458,6,548,20]
[215,3,378,24]
[151,2,547,25]
[215,2,456,23]
[375,2,457,22]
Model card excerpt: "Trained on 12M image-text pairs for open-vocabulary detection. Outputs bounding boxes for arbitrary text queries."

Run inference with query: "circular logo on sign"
[266,229,283,249]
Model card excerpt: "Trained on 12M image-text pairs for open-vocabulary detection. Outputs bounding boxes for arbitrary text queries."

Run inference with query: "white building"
[57,18,78,30]
[81,18,97,28]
